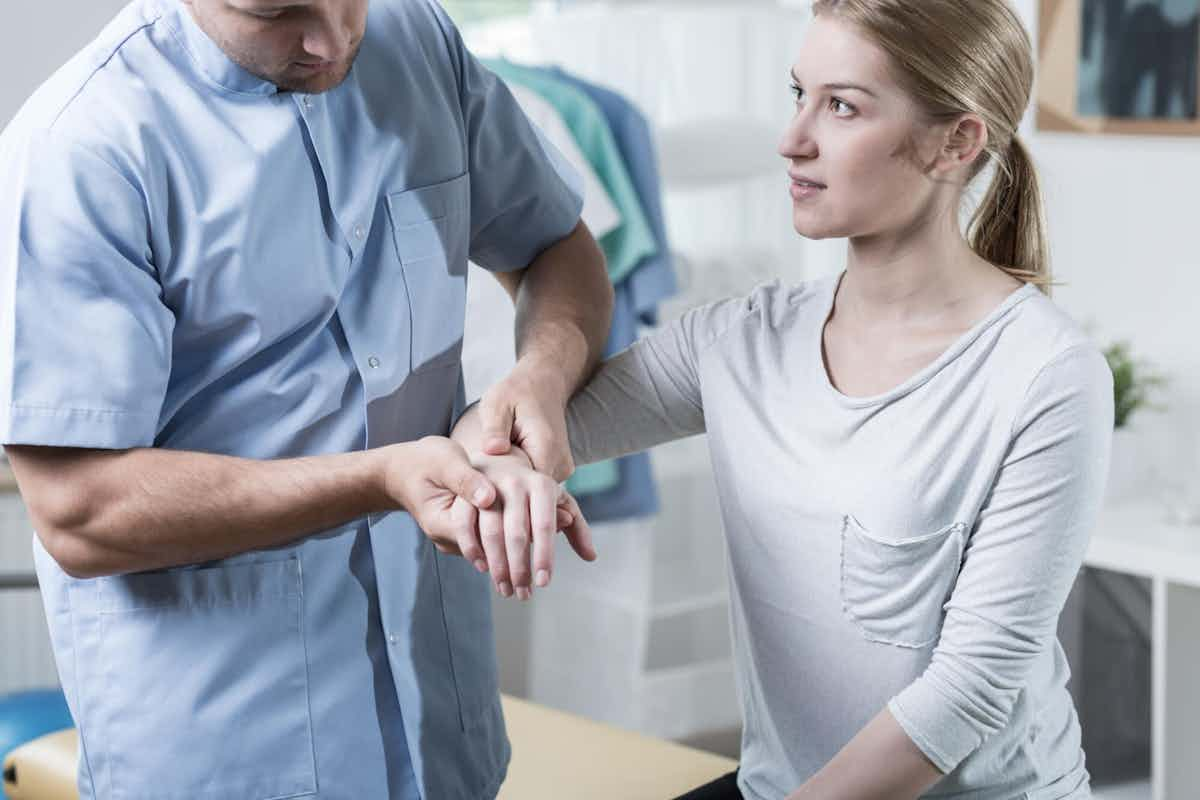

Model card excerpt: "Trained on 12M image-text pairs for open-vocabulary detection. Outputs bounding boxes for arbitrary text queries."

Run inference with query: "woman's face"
[779,15,950,241]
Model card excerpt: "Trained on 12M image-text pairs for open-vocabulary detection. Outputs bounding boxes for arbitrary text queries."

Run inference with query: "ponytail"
[968,136,1053,294]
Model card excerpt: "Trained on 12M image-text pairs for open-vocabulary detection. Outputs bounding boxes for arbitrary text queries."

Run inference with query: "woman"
[454,0,1113,797]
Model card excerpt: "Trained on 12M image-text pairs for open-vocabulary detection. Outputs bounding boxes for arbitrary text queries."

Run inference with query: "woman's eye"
[789,83,805,104]
[830,98,856,117]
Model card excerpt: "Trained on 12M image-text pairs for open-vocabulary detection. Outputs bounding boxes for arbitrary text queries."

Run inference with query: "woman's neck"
[839,216,1008,329]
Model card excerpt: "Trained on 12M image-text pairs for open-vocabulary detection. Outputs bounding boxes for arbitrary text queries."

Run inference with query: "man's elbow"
[26,489,110,579]
[40,527,108,579]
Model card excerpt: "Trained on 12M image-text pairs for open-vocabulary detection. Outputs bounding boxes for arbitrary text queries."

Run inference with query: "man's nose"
[301,13,351,62]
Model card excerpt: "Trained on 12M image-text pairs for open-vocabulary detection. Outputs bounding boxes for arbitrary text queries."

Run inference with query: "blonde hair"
[811,0,1052,293]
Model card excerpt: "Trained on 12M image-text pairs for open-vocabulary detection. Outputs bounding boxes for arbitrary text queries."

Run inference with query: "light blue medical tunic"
[0,0,583,797]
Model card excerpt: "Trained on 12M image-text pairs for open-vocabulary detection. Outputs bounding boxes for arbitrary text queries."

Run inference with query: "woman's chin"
[791,218,837,240]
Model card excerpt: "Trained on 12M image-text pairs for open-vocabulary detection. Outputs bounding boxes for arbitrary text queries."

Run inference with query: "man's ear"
[934,114,989,176]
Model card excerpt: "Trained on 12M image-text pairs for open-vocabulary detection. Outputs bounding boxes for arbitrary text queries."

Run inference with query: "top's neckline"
[816,270,1038,408]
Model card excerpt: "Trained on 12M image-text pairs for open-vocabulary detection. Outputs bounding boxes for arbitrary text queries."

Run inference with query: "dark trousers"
[672,770,743,800]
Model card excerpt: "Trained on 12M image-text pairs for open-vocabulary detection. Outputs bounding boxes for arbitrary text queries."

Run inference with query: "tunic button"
[387,634,398,645]
[353,224,365,240]
[367,356,381,369]
[302,96,312,109]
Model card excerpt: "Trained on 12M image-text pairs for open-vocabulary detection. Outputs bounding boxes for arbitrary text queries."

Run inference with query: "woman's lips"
[790,179,826,200]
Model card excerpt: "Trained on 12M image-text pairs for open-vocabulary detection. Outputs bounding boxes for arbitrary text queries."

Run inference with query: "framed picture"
[1038,0,1200,135]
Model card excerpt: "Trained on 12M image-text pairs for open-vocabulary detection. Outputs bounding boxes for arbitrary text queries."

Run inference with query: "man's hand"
[456,449,596,600]
[379,436,500,549]
[477,362,576,482]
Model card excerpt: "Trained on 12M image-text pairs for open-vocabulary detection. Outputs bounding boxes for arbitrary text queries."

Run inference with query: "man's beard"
[221,35,362,94]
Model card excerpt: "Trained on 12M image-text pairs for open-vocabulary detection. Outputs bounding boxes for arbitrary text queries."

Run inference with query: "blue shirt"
[0,1,582,797]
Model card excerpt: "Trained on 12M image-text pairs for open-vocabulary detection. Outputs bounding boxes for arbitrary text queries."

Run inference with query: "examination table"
[2,694,737,799]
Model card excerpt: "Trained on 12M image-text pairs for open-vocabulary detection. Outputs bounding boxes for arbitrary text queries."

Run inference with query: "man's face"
[183,0,368,93]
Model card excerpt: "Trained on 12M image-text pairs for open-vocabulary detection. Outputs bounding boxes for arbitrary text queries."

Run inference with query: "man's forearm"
[9,444,394,578]
[510,220,612,399]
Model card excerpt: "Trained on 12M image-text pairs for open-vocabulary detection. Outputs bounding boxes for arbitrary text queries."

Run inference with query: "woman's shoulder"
[993,286,1112,406]
[689,276,831,345]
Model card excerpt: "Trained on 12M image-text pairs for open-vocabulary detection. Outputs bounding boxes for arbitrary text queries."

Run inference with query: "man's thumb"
[479,396,515,456]
[446,458,496,509]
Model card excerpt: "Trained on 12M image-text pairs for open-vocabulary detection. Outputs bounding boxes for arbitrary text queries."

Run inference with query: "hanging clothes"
[509,84,623,241]
[483,58,658,286]
[544,67,677,326]
[538,68,680,521]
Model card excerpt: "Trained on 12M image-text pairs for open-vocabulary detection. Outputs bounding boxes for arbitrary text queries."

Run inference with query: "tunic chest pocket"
[840,515,967,649]
[387,173,471,373]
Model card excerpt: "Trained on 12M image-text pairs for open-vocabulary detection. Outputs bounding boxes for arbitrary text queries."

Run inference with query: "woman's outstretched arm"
[456,292,756,468]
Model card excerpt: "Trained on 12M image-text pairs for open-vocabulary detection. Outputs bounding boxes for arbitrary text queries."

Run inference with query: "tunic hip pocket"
[840,514,967,649]
[86,558,316,800]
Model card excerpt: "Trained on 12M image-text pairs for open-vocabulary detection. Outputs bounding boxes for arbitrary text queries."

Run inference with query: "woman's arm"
[788,708,942,800]
[457,293,755,466]
[789,344,1114,798]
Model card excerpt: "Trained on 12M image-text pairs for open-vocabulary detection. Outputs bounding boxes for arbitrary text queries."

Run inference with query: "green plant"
[1103,341,1167,429]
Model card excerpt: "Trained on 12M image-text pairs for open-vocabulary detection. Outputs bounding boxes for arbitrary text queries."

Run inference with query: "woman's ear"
[934,114,989,176]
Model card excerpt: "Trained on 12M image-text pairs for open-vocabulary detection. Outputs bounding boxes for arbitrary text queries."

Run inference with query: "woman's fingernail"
[474,487,491,504]
[499,581,513,598]
[516,587,531,601]
[535,570,550,587]
[474,560,487,573]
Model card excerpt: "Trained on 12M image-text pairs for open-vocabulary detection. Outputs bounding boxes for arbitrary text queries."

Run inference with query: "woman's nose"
[778,112,818,161]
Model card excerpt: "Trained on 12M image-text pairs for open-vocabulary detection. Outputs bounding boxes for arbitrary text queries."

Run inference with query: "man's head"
[182,0,368,93]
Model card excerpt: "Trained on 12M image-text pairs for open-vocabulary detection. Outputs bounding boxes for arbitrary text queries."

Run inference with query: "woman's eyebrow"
[790,69,878,98]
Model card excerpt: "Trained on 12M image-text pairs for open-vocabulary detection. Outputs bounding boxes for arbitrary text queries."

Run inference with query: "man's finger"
[478,394,516,456]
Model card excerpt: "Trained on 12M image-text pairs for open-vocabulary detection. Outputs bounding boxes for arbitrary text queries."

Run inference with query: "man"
[0,0,612,797]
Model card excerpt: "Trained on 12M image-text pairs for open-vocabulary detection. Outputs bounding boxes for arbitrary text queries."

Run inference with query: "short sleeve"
[427,2,584,272]
[0,127,174,448]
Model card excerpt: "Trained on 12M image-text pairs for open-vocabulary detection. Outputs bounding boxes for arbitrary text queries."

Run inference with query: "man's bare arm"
[6,438,496,579]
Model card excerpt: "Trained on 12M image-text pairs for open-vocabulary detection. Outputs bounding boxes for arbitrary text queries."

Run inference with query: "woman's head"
[780,0,1049,290]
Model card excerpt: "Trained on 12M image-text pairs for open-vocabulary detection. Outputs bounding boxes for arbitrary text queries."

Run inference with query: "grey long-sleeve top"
[565,274,1113,799]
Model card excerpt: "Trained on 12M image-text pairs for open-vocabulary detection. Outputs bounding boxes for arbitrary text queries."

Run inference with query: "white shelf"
[1087,503,1200,588]
[1086,504,1200,800]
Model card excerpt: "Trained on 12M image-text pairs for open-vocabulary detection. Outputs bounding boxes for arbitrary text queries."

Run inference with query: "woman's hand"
[447,449,596,600]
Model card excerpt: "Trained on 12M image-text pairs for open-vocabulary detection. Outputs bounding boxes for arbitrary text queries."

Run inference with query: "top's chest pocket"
[387,173,471,372]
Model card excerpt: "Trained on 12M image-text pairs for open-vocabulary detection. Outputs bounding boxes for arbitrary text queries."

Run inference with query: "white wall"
[1012,0,1200,505]
[0,1,128,126]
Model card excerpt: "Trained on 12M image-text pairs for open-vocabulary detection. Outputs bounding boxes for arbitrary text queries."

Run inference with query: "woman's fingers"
[503,483,534,599]
[529,475,560,589]
[558,489,597,563]
[479,504,511,598]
